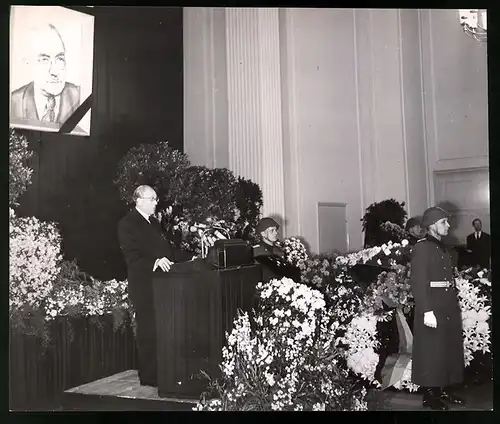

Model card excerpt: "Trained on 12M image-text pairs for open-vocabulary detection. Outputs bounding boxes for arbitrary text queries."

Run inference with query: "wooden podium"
[152,261,261,399]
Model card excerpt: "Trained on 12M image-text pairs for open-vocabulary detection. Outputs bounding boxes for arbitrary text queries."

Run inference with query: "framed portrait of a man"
[9,6,95,136]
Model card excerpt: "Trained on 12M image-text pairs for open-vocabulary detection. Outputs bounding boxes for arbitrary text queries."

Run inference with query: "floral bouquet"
[299,255,339,289]
[455,277,491,366]
[298,254,369,325]
[195,277,368,411]
[9,209,62,312]
[335,240,411,270]
[379,221,409,244]
[45,276,134,343]
[335,246,382,268]
[278,237,309,269]
[40,258,132,324]
[456,267,491,305]
[323,277,367,325]
[9,205,136,344]
[338,311,382,385]
[365,264,414,314]
[173,217,236,255]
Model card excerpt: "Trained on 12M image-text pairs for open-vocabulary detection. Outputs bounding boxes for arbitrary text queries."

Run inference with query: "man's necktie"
[42,96,56,122]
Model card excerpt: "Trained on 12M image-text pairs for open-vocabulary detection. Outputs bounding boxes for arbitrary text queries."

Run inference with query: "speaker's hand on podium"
[153,257,174,272]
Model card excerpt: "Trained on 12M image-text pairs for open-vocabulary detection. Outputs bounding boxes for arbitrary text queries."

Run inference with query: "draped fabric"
[380,296,414,390]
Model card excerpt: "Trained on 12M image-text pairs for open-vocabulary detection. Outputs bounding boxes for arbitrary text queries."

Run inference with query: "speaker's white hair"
[132,185,155,203]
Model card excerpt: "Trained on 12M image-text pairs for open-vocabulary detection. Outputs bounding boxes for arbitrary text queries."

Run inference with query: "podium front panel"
[153,265,261,398]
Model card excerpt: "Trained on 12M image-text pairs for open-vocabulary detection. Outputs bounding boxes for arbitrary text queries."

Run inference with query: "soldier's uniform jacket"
[410,234,464,387]
[253,242,286,282]
[252,242,285,258]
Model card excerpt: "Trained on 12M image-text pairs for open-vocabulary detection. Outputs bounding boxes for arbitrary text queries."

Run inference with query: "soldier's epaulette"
[417,238,426,243]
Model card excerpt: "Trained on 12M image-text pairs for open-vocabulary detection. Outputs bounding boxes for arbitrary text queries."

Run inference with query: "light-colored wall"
[420,9,489,241]
[183,8,489,254]
[280,8,428,252]
[420,9,489,200]
[280,8,363,252]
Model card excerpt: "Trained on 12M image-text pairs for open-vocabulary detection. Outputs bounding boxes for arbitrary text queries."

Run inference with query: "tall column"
[225,8,285,220]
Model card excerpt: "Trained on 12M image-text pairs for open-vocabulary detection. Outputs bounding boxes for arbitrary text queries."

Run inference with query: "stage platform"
[62,370,199,411]
[61,369,492,411]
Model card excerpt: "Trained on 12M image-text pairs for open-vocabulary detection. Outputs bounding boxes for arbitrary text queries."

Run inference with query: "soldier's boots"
[422,387,449,410]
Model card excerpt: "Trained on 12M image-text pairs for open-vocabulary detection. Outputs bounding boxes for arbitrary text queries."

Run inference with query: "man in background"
[11,23,80,127]
[466,218,490,269]
[405,216,423,245]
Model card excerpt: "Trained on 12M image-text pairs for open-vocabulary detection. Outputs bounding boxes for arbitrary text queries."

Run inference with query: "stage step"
[62,370,199,411]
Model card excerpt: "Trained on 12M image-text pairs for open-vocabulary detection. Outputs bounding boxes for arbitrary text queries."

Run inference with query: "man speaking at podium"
[118,185,192,387]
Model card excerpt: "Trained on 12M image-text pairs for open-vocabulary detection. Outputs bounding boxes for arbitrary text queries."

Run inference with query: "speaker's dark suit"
[117,209,191,386]
[466,231,491,269]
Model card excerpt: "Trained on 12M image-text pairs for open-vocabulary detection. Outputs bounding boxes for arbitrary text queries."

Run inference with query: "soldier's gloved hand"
[424,311,437,328]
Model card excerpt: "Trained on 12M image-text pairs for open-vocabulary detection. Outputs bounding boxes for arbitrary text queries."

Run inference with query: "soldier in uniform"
[253,217,292,282]
[252,217,285,258]
[410,206,465,410]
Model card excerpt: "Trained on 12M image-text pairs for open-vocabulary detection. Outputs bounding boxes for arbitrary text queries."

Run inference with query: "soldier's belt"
[429,280,451,288]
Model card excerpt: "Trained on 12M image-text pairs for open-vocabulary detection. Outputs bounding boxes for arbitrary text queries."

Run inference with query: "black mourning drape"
[15,7,184,281]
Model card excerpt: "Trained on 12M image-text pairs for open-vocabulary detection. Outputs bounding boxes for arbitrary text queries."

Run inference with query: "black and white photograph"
[9,6,94,136]
[9,7,492,413]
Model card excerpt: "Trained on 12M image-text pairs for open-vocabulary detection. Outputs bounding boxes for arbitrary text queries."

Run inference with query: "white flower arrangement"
[9,209,63,311]
[279,237,309,268]
[196,277,368,411]
[455,277,491,366]
[334,240,409,268]
[173,217,235,254]
[10,208,133,335]
[44,278,132,321]
[297,235,491,394]
[339,311,381,385]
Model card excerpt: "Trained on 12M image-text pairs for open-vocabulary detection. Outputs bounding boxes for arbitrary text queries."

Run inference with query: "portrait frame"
[9,6,95,136]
